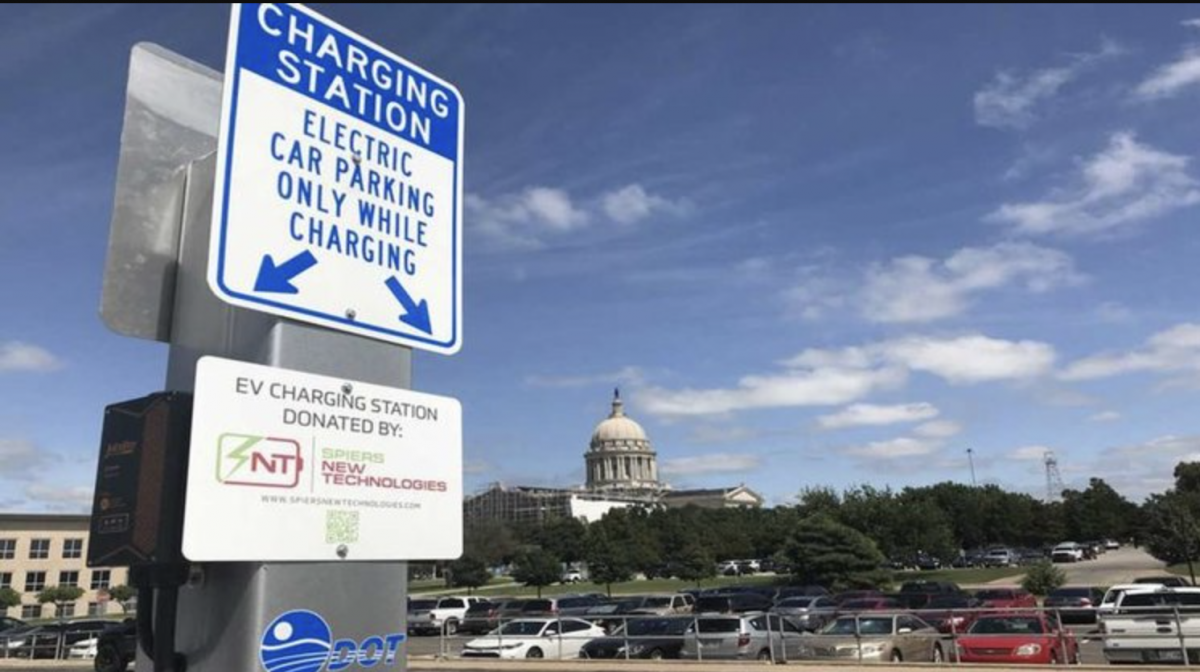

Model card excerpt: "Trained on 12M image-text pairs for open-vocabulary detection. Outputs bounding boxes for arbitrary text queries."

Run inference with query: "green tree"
[107,585,136,614]
[536,517,589,565]
[585,524,635,595]
[672,542,716,587]
[1022,561,1067,596]
[464,520,519,567]
[1061,478,1138,541]
[0,587,20,611]
[511,548,561,598]
[784,514,887,590]
[37,585,85,619]
[446,554,491,594]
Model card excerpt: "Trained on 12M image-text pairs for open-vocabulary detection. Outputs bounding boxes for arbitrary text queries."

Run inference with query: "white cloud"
[1089,435,1200,500]
[1135,46,1200,101]
[660,453,761,476]
[464,459,493,475]
[600,184,690,224]
[1096,302,1133,323]
[0,439,53,477]
[1009,445,1052,461]
[975,41,1122,129]
[988,133,1200,238]
[0,342,62,372]
[861,242,1081,323]
[844,436,942,459]
[913,420,963,439]
[526,366,645,389]
[1184,19,1200,30]
[25,483,92,512]
[469,183,688,250]
[817,402,939,430]
[1061,323,1200,382]
[879,335,1056,384]
[641,334,1054,418]
[1089,410,1122,423]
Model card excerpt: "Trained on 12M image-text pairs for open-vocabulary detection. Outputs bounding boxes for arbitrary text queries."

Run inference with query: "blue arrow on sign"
[254,251,318,294]
[385,276,432,334]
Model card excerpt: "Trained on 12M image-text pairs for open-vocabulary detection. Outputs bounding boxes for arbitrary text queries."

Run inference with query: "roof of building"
[590,389,648,445]
[0,513,90,523]
[663,485,762,500]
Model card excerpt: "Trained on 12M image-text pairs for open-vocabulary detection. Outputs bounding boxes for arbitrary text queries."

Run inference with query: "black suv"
[95,620,137,672]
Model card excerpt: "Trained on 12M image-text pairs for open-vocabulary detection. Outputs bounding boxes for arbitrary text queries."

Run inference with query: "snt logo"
[217,433,303,488]
[260,610,406,672]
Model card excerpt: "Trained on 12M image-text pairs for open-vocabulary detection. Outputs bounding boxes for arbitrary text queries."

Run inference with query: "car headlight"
[1015,644,1042,657]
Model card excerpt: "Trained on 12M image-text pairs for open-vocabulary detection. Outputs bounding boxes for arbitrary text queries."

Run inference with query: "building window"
[29,539,50,560]
[87,602,103,616]
[57,602,76,618]
[90,570,112,591]
[62,538,83,559]
[25,571,46,592]
[20,605,41,620]
[0,572,10,590]
[59,571,79,588]
[0,539,14,560]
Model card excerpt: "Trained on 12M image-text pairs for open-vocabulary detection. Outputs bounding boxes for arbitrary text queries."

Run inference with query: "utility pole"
[966,448,977,487]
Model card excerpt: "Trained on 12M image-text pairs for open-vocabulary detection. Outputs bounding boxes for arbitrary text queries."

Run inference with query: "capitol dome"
[585,389,661,494]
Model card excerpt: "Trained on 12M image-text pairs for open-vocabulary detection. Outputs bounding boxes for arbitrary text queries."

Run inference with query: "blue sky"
[5,4,1200,511]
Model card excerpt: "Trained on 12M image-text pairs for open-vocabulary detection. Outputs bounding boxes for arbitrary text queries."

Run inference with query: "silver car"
[796,613,944,663]
[771,596,839,632]
[680,613,805,661]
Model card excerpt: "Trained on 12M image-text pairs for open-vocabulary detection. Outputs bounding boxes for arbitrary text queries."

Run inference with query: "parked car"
[0,618,25,634]
[1134,575,1192,587]
[839,597,903,613]
[462,618,606,659]
[918,595,985,634]
[4,620,114,659]
[694,593,773,614]
[1044,586,1105,623]
[560,568,583,583]
[681,614,806,661]
[774,585,830,601]
[1099,583,1163,616]
[796,614,944,663]
[1102,588,1200,664]
[1105,539,1121,550]
[770,596,839,632]
[94,620,137,672]
[833,589,884,605]
[975,588,1037,610]
[459,600,513,636]
[579,616,691,660]
[900,580,962,596]
[982,549,1017,567]
[408,596,488,635]
[955,613,1078,665]
[521,595,607,617]
[914,554,942,571]
[1051,542,1084,563]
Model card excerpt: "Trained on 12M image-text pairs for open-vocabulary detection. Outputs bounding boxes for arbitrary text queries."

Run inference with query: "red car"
[954,613,1078,665]
[919,595,985,634]
[974,588,1037,609]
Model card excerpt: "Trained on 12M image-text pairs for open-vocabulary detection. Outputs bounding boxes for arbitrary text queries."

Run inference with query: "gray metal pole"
[146,154,411,672]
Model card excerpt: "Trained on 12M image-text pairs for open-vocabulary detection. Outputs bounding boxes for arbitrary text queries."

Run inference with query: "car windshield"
[558,597,592,609]
[969,617,1045,634]
[822,617,892,636]
[976,590,1014,599]
[521,600,553,612]
[497,621,546,636]
[928,597,971,608]
[621,618,690,636]
[1120,593,1200,611]
[643,597,671,608]
[409,599,437,610]
[696,619,740,633]
[465,603,492,615]
[778,597,814,608]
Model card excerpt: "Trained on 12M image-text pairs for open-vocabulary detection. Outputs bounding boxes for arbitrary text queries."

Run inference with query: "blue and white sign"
[209,3,463,354]
[260,609,406,672]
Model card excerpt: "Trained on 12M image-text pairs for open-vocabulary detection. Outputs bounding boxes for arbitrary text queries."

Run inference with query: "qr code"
[326,510,360,544]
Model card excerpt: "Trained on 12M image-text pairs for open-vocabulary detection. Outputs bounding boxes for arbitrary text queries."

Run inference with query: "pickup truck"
[1102,587,1200,664]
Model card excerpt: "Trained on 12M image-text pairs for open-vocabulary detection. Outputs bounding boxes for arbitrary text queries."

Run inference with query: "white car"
[68,637,98,660]
[1052,542,1084,563]
[1099,583,1163,616]
[561,569,583,583]
[462,618,606,659]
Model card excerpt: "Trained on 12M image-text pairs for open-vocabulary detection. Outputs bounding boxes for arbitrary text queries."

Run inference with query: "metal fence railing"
[0,621,116,661]
[406,604,1200,665]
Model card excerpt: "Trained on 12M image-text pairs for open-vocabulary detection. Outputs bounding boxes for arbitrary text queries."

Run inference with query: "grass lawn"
[1168,563,1198,581]
[894,566,1025,585]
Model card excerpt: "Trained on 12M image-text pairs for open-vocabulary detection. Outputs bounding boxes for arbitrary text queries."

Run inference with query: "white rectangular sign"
[208,3,463,354]
[183,356,462,561]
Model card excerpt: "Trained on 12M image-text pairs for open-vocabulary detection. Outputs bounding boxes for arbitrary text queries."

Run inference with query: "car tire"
[932,645,944,663]
[890,650,903,663]
[756,648,772,661]
[444,620,457,636]
[95,644,128,672]
[647,648,664,660]
[1050,652,1060,665]
[526,647,544,659]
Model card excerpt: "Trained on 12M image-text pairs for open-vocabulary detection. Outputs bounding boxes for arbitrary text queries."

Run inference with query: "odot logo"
[260,609,406,672]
